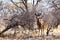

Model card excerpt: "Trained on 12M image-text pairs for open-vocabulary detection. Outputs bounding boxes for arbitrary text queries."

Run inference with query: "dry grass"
[0,24,60,40]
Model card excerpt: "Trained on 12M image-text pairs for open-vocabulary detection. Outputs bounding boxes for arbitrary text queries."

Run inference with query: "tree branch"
[36,0,41,5]
[22,0,28,11]
[10,0,25,12]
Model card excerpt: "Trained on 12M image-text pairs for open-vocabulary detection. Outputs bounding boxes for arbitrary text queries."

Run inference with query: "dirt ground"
[0,29,60,40]
[0,25,60,40]
[0,35,60,40]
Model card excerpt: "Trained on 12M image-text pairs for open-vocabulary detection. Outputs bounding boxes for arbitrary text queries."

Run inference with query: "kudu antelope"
[35,13,44,36]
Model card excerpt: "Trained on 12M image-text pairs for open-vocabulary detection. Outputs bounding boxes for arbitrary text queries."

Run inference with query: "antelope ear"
[35,13,41,16]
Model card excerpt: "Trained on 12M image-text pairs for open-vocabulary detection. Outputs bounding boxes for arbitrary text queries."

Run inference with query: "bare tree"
[0,0,37,36]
